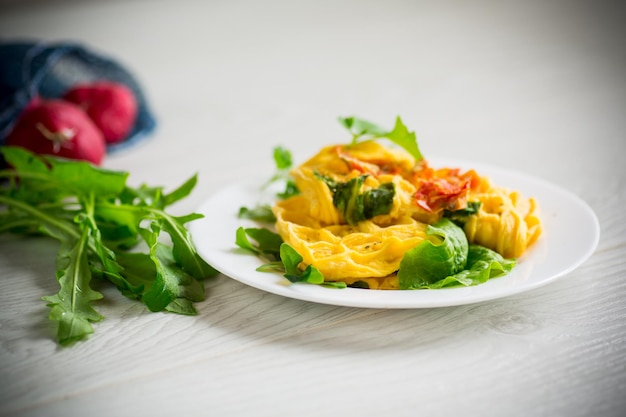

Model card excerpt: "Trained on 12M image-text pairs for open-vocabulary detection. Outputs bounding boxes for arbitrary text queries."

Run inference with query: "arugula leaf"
[138,223,178,311]
[2,146,127,197]
[80,190,143,299]
[119,183,163,208]
[0,191,92,347]
[235,226,282,261]
[243,228,283,260]
[0,194,79,241]
[44,156,128,197]
[238,204,276,223]
[280,243,324,284]
[0,146,217,346]
[156,211,217,279]
[235,226,261,255]
[384,116,423,162]
[443,201,481,227]
[262,146,300,199]
[316,173,395,225]
[165,299,198,315]
[94,204,142,250]
[338,116,388,139]
[273,146,293,170]
[140,222,205,312]
[114,252,157,289]
[338,115,423,161]
[42,217,104,346]
[163,173,199,206]
[276,179,299,199]
[235,228,332,286]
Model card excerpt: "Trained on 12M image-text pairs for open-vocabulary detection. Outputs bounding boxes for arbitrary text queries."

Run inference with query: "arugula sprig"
[235,226,345,288]
[240,146,299,223]
[338,115,423,162]
[0,146,217,345]
[264,146,299,199]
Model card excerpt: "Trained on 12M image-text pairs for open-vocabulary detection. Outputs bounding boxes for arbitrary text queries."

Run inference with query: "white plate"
[190,159,600,308]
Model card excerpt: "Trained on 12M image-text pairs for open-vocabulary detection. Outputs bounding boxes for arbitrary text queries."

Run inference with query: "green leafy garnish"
[398,218,515,289]
[279,243,324,284]
[235,226,282,261]
[239,147,298,223]
[238,205,276,223]
[264,146,299,199]
[42,215,104,345]
[315,173,395,225]
[398,218,469,289]
[443,201,481,227]
[429,245,516,288]
[273,145,293,170]
[0,147,217,345]
[338,116,389,138]
[338,115,423,161]
[235,227,334,286]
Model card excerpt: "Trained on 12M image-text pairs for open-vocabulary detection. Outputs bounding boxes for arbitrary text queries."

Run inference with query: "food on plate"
[238,116,542,290]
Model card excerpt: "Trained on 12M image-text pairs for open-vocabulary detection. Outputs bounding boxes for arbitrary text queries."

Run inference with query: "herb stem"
[72,223,91,313]
[0,195,80,239]
[0,170,58,182]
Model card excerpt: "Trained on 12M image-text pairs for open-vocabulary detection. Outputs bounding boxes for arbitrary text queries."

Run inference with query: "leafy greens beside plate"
[0,146,216,345]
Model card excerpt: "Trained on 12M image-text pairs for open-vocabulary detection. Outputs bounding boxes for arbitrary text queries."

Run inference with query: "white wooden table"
[1,1,624,416]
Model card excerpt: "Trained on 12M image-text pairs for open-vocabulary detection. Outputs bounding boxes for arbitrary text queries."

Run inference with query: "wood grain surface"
[0,0,624,416]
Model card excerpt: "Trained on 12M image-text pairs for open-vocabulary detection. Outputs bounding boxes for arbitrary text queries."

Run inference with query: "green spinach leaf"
[398,218,469,289]
[316,173,395,225]
[443,201,481,227]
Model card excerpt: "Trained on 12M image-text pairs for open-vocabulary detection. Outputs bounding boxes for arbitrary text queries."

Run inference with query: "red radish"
[5,98,106,165]
[63,81,137,144]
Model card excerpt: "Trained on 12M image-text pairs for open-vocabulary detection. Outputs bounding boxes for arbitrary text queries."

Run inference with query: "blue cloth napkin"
[0,40,156,152]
